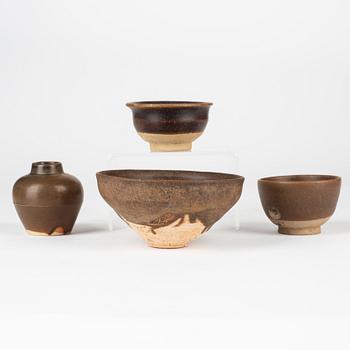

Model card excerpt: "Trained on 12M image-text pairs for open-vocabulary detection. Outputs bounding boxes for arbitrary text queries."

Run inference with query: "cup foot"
[138,132,202,152]
[273,217,330,235]
[278,226,321,235]
[150,142,192,152]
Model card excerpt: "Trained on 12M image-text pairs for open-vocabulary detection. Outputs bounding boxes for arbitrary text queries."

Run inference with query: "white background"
[0,0,350,349]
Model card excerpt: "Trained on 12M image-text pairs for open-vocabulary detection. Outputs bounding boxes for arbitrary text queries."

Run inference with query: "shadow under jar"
[13,161,84,236]
[126,101,212,152]
[258,175,341,235]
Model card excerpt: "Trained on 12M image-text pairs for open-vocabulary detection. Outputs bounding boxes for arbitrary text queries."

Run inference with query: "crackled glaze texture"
[126,101,212,152]
[96,170,244,248]
[13,161,84,236]
[258,175,341,235]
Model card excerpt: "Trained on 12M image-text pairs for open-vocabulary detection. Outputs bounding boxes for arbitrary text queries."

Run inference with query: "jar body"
[13,162,84,235]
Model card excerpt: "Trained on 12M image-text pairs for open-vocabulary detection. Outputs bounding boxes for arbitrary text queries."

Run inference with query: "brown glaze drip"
[149,213,179,228]
[147,213,209,234]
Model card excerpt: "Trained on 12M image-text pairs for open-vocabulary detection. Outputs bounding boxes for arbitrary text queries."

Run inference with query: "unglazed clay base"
[274,217,330,235]
[26,227,68,236]
[126,214,206,248]
[137,132,202,152]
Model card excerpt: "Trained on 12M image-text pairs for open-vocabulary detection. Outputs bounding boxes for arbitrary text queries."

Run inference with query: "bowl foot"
[147,241,188,249]
[125,215,205,249]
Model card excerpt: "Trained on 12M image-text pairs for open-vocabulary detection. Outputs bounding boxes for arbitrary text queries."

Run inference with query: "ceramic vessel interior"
[126,101,212,152]
[258,175,341,235]
[97,169,244,248]
[13,161,84,236]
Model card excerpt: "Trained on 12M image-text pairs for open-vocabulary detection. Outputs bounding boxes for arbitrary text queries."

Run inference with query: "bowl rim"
[126,101,213,109]
[258,174,341,184]
[96,169,244,183]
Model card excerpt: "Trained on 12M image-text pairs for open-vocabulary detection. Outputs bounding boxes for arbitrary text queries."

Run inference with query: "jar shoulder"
[13,173,84,206]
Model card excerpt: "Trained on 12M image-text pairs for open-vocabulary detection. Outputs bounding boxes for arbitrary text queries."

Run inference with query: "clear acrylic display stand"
[104,149,240,231]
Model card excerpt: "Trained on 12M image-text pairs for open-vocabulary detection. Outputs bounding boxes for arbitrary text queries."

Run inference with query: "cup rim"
[126,101,213,109]
[258,174,341,184]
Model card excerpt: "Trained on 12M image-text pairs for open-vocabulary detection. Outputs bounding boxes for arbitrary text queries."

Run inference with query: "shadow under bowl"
[126,101,212,152]
[96,169,244,248]
[258,175,341,235]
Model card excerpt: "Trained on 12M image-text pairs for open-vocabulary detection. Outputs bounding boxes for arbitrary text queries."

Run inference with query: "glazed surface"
[96,169,244,246]
[127,101,211,135]
[13,162,84,235]
[14,204,82,235]
[258,175,341,221]
[13,173,84,207]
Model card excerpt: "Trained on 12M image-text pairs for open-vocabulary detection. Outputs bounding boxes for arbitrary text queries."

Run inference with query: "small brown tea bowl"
[258,175,341,235]
[96,169,244,248]
[126,101,212,152]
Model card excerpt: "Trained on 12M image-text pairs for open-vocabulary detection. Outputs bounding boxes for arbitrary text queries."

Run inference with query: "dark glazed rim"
[126,101,213,109]
[258,174,341,184]
[96,169,244,183]
[30,161,64,175]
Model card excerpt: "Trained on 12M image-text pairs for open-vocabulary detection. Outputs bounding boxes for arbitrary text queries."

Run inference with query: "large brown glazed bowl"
[126,101,212,152]
[258,175,341,235]
[97,170,244,248]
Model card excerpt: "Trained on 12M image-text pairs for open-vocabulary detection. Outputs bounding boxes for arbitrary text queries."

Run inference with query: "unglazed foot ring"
[150,142,192,152]
[273,217,330,235]
[278,226,321,235]
[26,227,69,236]
[138,132,202,152]
[147,241,189,249]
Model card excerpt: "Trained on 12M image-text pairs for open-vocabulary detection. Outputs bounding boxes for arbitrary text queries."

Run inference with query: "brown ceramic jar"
[13,161,84,236]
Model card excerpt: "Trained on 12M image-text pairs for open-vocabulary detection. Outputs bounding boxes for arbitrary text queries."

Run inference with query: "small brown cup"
[258,175,341,235]
[126,101,212,152]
